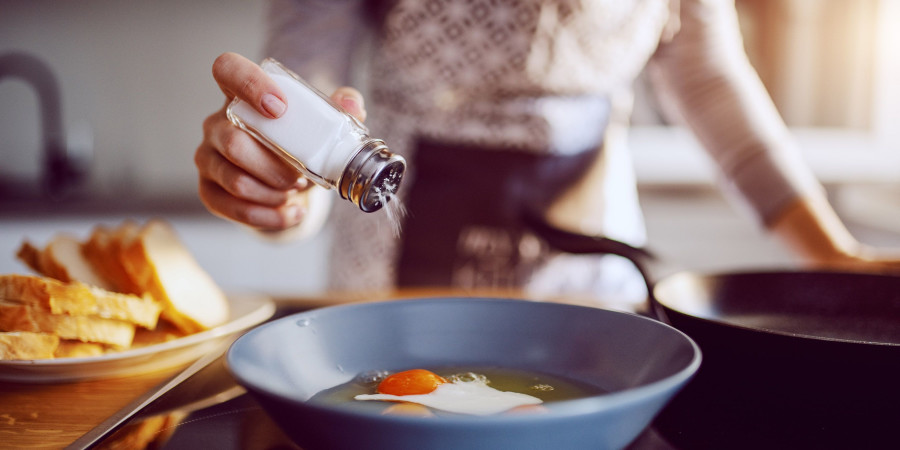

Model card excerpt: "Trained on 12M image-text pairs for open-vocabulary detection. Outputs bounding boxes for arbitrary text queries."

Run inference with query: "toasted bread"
[83,285,162,329]
[54,339,108,358]
[15,241,44,274]
[0,301,136,349]
[6,218,228,356]
[82,224,144,295]
[132,321,186,348]
[0,274,161,329]
[18,234,117,291]
[120,220,229,334]
[0,331,60,360]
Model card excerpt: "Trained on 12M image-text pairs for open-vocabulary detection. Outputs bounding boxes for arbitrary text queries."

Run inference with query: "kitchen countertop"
[0,363,188,448]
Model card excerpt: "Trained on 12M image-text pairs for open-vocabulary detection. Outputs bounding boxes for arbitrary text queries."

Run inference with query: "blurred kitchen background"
[2,0,899,297]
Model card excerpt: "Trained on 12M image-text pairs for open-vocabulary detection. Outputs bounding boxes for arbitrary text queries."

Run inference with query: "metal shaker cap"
[338,140,406,212]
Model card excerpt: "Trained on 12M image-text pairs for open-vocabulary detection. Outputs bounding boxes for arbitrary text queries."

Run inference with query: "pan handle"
[522,211,673,320]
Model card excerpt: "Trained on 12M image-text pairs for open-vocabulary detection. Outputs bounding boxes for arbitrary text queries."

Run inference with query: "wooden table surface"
[0,366,185,449]
[0,290,610,449]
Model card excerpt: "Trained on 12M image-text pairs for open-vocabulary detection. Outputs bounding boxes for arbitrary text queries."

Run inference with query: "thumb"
[332,87,367,122]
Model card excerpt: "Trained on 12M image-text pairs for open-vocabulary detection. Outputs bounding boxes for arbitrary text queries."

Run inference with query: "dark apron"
[395,139,601,289]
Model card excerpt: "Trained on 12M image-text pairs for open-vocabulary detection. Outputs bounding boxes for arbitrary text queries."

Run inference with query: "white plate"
[0,293,276,383]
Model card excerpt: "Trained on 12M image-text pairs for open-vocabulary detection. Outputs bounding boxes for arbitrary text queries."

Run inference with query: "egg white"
[354,379,543,416]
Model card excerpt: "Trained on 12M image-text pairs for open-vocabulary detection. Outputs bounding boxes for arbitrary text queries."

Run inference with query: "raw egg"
[354,369,543,416]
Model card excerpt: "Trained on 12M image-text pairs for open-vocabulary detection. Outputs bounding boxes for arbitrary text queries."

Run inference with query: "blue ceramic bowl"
[227,297,700,450]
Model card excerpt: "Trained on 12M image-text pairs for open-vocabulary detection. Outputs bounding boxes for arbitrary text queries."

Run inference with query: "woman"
[195,0,900,308]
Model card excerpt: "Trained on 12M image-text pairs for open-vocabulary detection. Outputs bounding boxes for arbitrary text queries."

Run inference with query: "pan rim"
[227,296,702,425]
[653,268,900,348]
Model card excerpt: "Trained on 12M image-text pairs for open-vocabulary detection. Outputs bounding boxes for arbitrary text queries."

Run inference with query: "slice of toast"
[83,285,162,329]
[120,220,229,334]
[15,241,44,274]
[16,234,116,291]
[82,224,144,295]
[132,321,186,348]
[0,301,135,349]
[0,274,161,329]
[0,331,60,360]
[54,339,108,358]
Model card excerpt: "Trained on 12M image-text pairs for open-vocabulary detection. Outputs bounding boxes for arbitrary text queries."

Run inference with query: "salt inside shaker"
[226,58,406,213]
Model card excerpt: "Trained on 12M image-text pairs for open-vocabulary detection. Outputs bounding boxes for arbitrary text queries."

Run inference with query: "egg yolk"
[377,369,447,396]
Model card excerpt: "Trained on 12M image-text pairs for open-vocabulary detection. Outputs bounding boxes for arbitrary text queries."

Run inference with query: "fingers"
[198,178,307,230]
[196,108,310,230]
[195,143,294,207]
[331,86,367,122]
[201,108,302,191]
[200,52,370,231]
[212,52,286,118]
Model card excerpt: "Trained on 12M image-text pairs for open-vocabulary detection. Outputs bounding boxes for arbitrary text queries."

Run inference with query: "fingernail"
[261,93,287,118]
[339,96,362,113]
[293,177,309,190]
[286,204,305,224]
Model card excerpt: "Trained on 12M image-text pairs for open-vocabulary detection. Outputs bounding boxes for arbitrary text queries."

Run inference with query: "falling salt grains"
[384,194,407,239]
[374,184,407,238]
[227,58,406,214]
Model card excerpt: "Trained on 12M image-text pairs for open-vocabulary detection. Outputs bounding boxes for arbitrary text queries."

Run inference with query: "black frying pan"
[525,213,900,450]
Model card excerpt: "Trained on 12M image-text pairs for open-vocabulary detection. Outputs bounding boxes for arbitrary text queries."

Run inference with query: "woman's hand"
[194,52,367,231]
[771,196,900,274]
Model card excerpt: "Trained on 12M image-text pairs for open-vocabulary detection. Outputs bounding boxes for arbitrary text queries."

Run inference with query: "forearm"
[650,0,873,268]
[650,0,824,227]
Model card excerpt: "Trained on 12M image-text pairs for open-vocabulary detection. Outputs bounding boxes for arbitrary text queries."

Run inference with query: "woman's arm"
[648,0,900,271]
[771,196,900,272]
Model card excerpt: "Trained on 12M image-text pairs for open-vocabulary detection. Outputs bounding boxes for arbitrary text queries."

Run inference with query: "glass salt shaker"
[226,58,406,213]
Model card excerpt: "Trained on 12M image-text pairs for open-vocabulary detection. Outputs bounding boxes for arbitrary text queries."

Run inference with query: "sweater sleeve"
[264,0,370,93]
[649,0,826,226]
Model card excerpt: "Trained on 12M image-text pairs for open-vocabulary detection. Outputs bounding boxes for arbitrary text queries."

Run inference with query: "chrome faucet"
[0,51,87,200]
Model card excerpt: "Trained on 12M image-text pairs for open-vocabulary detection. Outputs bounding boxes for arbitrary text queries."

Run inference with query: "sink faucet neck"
[0,51,85,199]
